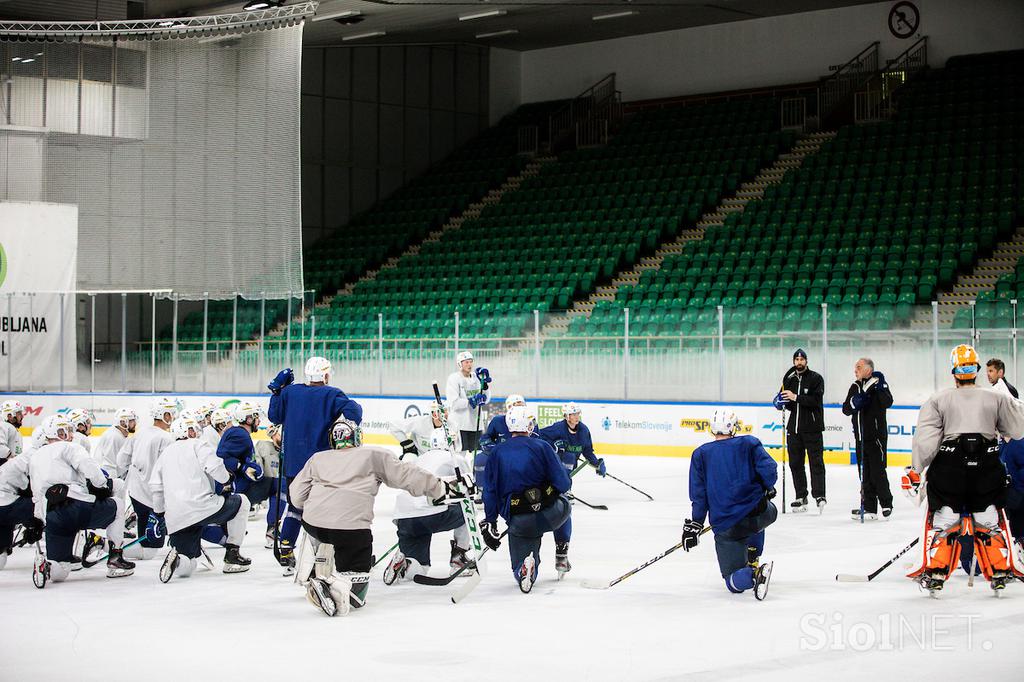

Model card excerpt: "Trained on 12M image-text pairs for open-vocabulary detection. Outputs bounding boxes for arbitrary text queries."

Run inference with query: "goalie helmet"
[40,414,74,442]
[304,356,331,383]
[1,400,24,421]
[66,408,93,431]
[456,350,473,367]
[950,343,980,381]
[209,408,233,430]
[170,416,201,441]
[505,394,527,410]
[151,397,180,424]
[709,409,739,436]
[233,400,261,426]
[562,402,582,418]
[505,405,531,433]
[115,407,138,430]
[330,417,362,450]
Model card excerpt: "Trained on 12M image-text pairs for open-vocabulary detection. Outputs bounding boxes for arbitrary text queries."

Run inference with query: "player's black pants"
[925,437,1004,513]
[46,499,116,562]
[787,431,825,500]
[855,434,893,513]
[395,506,464,567]
[169,495,243,559]
[0,497,34,551]
[302,522,373,572]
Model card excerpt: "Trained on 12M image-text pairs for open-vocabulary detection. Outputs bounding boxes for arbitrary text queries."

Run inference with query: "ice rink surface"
[3,455,1022,681]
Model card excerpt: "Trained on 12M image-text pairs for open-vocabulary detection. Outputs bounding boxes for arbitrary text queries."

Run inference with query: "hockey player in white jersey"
[66,408,94,453]
[151,416,252,582]
[0,445,42,571]
[30,414,134,582]
[383,429,474,584]
[445,351,491,457]
[93,408,137,478]
[388,402,460,458]
[116,397,177,560]
[0,400,25,464]
[204,408,232,453]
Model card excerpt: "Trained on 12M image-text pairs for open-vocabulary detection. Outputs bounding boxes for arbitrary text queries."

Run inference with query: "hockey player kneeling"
[30,415,135,582]
[291,418,468,617]
[151,416,252,582]
[906,344,1024,596]
[479,405,572,594]
[683,410,777,599]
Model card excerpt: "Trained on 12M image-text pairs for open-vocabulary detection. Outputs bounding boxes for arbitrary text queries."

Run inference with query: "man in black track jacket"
[773,348,826,513]
[842,358,894,521]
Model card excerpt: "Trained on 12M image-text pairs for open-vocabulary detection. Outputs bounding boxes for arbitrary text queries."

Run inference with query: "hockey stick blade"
[414,572,462,587]
[835,574,871,582]
[581,579,611,590]
[451,570,483,603]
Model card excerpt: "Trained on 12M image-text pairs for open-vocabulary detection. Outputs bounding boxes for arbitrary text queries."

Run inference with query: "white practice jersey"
[0,449,32,507]
[29,441,107,521]
[72,431,92,453]
[93,427,128,478]
[0,421,22,461]
[202,425,221,453]
[150,439,230,534]
[388,415,459,455]
[445,370,488,433]
[253,439,281,479]
[393,448,461,521]
[118,424,173,507]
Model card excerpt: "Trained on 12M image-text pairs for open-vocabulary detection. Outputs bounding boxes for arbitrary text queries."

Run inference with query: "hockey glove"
[468,393,488,409]
[481,521,502,551]
[772,392,788,411]
[243,461,264,481]
[765,486,777,500]
[900,467,921,498]
[475,367,492,390]
[22,518,44,546]
[850,392,870,411]
[87,477,114,501]
[871,371,887,385]
[593,458,607,477]
[145,512,166,544]
[220,478,235,496]
[399,439,418,459]
[681,519,703,552]
[268,368,294,395]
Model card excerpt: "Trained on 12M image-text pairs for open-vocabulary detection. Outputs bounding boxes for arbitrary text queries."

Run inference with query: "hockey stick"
[81,537,145,568]
[778,367,797,515]
[835,536,920,582]
[582,526,712,590]
[568,493,608,511]
[604,473,653,501]
[273,449,285,564]
[372,541,400,569]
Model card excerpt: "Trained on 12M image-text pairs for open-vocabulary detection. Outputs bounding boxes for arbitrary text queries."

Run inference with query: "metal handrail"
[822,41,880,85]
[817,41,880,121]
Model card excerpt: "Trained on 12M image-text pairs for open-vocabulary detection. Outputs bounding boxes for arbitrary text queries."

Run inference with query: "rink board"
[4,391,918,466]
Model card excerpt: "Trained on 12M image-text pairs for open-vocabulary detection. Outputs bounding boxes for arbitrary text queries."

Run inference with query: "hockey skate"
[555,542,571,579]
[917,570,946,598]
[990,571,1013,596]
[753,561,773,601]
[159,548,180,583]
[790,497,808,513]
[32,545,49,589]
[199,548,216,571]
[518,555,536,594]
[265,526,276,549]
[449,540,473,575]
[306,578,338,617]
[124,510,138,540]
[850,509,877,521]
[106,543,136,578]
[223,544,251,573]
[383,551,409,586]
[746,545,760,570]
[815,497,827,514]
[81,532,106,566]
[278,540,296,576]
[881,507,893,519]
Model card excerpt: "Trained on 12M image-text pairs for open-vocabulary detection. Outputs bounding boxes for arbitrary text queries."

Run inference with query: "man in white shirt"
[445,351,491,458]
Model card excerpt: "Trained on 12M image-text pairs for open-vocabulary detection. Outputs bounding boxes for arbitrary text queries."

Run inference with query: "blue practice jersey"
[479,414,511,456]
[269,383,363,478]
[216,425,256,492]
[1002,438,1024,493]
[689,435,778,532]
[481,435,571,523]
[537,419,598,474]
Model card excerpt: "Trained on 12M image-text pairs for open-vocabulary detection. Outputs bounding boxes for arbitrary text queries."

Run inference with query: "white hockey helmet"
[196,401,217,419]
[505,394,527,410]
[304,356,331,383]
[330,417,362,449]
[41,414,74,442]
[170,415,201,441]
[66,408,93,431]
[429,428,448,451]
[1,400,24,421]
[505,405,531,433]
[233,400,261,426]
[456,350,473,367]
[562,402,582,418]
[709,409,739,436]
[209,408,233,430]
[115,407,138,430]
[151,397,180,424]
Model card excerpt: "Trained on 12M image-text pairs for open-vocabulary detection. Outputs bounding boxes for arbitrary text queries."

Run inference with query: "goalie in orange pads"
[905,344,1024,594]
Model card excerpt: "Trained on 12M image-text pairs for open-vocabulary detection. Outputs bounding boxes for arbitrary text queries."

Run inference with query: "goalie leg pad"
[907,507,962,580]
[293,531,318,587]
[973,506,1024,580]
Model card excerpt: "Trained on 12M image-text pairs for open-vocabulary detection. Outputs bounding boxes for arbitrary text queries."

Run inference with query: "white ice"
[2,456,1022,681]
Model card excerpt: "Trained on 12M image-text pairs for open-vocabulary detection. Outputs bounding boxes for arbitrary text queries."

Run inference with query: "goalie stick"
[582,526,712,590]
[835,537,919,582]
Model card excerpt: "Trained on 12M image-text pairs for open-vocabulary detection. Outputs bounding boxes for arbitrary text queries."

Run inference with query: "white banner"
[0,202,78,389]
[8,392,919,467]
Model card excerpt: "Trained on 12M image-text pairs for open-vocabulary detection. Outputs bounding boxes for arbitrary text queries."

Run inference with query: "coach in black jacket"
[773,348,826,512]
[841,358,894,520]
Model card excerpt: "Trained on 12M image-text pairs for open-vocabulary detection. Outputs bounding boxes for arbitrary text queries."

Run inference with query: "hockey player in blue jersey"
[480,405,572,593]
[536,401,606,575]
[214,401,266,504]
[267,356,363,572]
[682,409,777,598]
[477,394,528,481]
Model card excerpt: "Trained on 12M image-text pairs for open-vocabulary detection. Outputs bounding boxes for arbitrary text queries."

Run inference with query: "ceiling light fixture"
[459,10,507,22]
[243,1,280,11]
[475,29,518,38]
[341,30,386,41]
[312,9,361,22]
[592,10,639,21]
